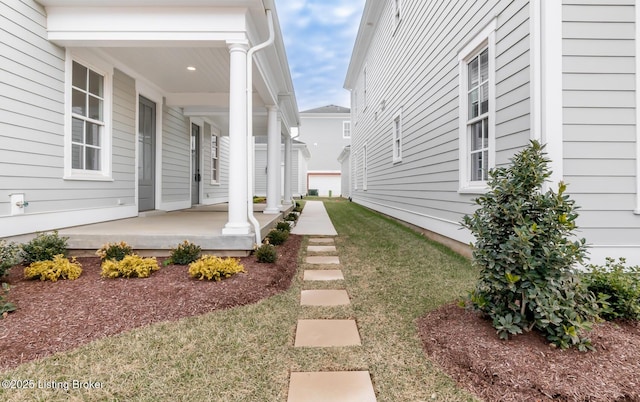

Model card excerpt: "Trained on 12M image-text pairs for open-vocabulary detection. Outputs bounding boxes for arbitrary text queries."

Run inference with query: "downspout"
[247,9,275,244]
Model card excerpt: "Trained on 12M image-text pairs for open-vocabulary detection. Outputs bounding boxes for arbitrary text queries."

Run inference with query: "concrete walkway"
[287,201,376,401]
[291,201,338,236]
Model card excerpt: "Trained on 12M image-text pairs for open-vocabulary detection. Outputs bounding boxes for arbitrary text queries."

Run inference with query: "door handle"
[195,171,201,182]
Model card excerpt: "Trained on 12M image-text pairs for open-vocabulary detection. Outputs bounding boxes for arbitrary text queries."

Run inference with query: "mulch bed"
[0,235,301,372]
[418,303,640,402]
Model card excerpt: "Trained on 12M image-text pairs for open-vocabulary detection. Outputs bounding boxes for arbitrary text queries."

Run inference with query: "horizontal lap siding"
[161,106,190,202]
[0,0,135,218]
[562,1,640,244]
[202,123,229,203]
[350,0,531,234]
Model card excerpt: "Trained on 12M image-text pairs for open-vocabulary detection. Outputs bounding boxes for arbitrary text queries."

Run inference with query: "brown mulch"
[0,235,301,372]
[418,303,640,402]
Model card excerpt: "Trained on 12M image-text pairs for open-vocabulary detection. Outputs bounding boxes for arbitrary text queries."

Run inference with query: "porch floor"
[44,204,289,257]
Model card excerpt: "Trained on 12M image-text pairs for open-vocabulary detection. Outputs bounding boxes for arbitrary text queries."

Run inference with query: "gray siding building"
[345,0,640,265]
[298,105,351,197]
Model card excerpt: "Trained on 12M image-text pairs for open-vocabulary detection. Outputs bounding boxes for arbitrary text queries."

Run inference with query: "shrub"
[1,283,17,318]
[266,229,289,246]
[0,240,22,277]
[293,203,303,213]
[22,231,68,264]
[255,243,277,263]
[583,257,640,321]
[101,255,159,278]
[461,141,600,350]
[275,221,291,232]
[188,255,245,281]
[167,240,202,265]
[96,241,133,262]
[285,212,298,222]
[24,255,82,281]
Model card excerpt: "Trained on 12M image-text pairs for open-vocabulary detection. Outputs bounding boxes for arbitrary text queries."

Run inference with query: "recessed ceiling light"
[187,66,197,71]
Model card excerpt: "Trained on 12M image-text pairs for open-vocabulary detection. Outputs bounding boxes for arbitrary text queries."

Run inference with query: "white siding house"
[1,0,299,245]
[298,105,351,197]
[254,137,310,198]
[345,0,640,265]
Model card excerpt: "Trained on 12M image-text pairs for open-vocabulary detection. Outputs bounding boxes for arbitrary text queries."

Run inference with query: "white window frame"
[353,88,358,122]
[392,108,403,163]
[343,121,351,138]
[64,49,113,181]
[211,127,220,184]
[458,19,496,193]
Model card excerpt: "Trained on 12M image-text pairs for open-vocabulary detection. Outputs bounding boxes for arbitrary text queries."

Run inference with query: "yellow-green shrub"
[24,255,82,281]
[188,255,245,281]
[101,255,159,278]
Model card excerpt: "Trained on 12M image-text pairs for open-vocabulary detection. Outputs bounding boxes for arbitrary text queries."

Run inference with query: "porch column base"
[222,223,251,236]
[263,207,281,215]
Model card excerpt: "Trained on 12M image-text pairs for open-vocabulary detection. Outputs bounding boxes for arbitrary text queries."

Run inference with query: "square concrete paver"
[288,371,376,402]
[309,238,335,244]
[307,245,337,253]
[301,289,350,306]
[306,256,340,264]
[303,270,344,281]
[294,319,361,347]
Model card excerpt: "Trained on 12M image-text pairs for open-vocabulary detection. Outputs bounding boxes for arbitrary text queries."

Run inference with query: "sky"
[274,0,366,112]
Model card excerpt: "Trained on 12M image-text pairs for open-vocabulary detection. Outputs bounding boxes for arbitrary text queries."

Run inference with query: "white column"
[223,41,251,235]
[264,105,281,214]
[283,135,293,205]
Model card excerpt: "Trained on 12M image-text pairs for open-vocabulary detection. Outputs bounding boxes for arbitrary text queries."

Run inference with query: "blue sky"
[274,0,366,112]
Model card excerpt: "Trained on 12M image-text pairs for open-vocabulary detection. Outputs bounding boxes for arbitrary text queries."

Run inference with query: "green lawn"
[1,200,479,401]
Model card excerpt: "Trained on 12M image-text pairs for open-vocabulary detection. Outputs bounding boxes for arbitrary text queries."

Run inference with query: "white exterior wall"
[254,141,308,198]
[160,105,190,209]
[201,122,229,205]
[348,0,532,244]
[0,0,138,237]
[298,113,351,171]
[562,0,640,264]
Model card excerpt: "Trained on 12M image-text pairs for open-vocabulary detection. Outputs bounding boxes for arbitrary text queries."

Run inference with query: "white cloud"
[274,0,365,110]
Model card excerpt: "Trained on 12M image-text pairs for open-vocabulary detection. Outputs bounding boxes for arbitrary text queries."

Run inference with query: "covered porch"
[8,204,293,257]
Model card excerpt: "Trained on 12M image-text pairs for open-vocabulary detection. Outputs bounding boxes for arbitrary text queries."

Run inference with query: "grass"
[0,200,480,401]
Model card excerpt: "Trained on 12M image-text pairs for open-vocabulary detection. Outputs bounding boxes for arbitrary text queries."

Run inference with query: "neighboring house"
[0,0,299,241]
[345,0,640,265]
[337,145,351,199]
[254,137,311,198]
[298,105,351,197]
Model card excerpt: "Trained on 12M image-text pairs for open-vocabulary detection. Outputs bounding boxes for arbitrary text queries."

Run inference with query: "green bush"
[461,141,600,350]
[22,231,68,264]
[1,283,17,318]
[284,212,298,222]
[24,255,82,281]
[583,257,640,321]
[275,221,292,232]
[266,229,289,246]
[0,240,22,277]
[255,244,277,263]
[96,241,133,262]
[188,255,245,281]
[101,255,159,278]
[167,240,202,265]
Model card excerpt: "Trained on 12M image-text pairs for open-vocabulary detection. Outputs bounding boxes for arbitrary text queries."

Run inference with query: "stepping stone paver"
[301,289,350,306]
[294,319,361,347]
[309,238,335,244]
[306,255,340,264]
[307,245,337,253]
[303,270,344,281]
[288,371,376,402]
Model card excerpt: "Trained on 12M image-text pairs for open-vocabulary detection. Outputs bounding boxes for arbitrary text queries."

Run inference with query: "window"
[353,150,359,190]
[65,52,112,180]
[343,121,351,138]
[211,132,219,183]
[392,109,402,163]
[71,61,104,171]
[353,89,358,120]
[458,19,496,192]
